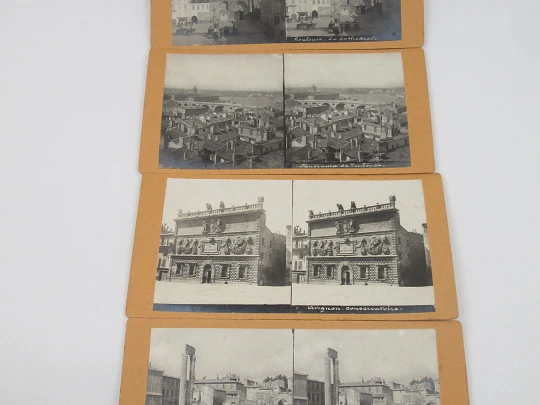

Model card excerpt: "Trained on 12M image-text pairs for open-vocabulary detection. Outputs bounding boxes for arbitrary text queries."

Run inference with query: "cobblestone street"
[172,19,282,46]
[286,14,401,40]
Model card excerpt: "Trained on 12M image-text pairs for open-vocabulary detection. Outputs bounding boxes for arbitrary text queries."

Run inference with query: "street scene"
[286,0,402,42]
[160,54,285,169]
[284,53,411,168]
[147,328,293,405]
[154,179,291,308]
[294,329,441,405]
[172,0,286,46]
[289,180,434,307]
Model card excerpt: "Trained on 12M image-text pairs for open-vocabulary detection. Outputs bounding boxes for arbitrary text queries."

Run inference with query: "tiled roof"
[215,131,240,142]
[286,145,324,162]
[300,116,329,127]
[167,128,185,138]
[288,126,308,139]
[203,140,226,153]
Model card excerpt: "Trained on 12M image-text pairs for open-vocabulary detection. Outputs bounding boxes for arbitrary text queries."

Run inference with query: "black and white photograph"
[293,329,440,405]
[284,53,410,169]
[154,179,292,311]
[147,328,293,405]
[171,0,286,46]
[160,54,286,170]
[286,0,402,43]
[289,180,434,312]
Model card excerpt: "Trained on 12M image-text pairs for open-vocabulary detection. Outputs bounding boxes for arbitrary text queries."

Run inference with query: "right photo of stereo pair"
[152,177,450,315]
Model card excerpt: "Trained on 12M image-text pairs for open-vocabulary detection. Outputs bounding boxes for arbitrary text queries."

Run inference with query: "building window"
[360,266,368,279]
[398,237,401,245]
[378,266,388,280]
[238,266,246,279]
[262,238,265,246]
[176,264,183,275]
[189,264,196,276]
[313,265,321,277]
[326,265,333,278]
[221,265,229,278]
[407,240,410,247]
[298,261,303,270]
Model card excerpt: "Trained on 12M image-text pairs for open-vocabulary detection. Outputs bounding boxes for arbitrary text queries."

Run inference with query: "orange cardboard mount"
[126,172,457,321]
[119,319,469,405]
[140,48,434,176]
[151,0,424,51]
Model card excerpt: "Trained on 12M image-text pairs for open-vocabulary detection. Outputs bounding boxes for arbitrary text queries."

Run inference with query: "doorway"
[202,264,212,283]
[341,266,351,285]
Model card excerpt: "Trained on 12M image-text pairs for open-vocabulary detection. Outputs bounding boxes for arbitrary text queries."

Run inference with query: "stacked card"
[120,1,470,404]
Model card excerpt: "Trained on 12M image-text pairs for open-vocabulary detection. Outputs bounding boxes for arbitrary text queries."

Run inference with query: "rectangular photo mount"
[151,0,424,51]
[139,48,434,175]
[126,173,458,321]
[119,319,470,405]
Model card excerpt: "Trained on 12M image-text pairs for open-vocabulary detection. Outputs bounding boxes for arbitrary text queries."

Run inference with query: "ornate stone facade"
[297,196,429,286]
[161,197,286,286]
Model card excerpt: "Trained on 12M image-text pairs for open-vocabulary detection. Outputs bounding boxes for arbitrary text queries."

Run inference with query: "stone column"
[179,352,188,405]
[188,355,196,405]
[333,358,340,405]
[324,357,332,405]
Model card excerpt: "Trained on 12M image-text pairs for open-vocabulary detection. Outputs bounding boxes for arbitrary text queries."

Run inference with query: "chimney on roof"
[258,196,264,205]
[220,201,225,210]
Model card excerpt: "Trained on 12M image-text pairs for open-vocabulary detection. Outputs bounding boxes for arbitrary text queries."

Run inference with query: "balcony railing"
[177,203,264,219]
[308,202,396,220]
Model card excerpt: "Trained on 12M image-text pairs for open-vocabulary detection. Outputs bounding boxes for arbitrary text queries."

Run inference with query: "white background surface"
[0,0,539,403]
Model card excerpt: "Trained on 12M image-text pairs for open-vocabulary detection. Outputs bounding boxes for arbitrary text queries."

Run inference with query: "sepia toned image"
[171,0,286,46]
[147,328,293,405]
[286,0,402,43]
[160,54,286,170]
[289,179,434,312]
[293,329,441,405]
[284,53,410,169]
[154,178,292,311]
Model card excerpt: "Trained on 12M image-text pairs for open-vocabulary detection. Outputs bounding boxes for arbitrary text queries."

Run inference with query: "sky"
[285,53,404,89]
[165,54,284,92]
[162,179,292,235]
[293,329,439,384]
[293,180,426,234]
[149,328,293,381]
